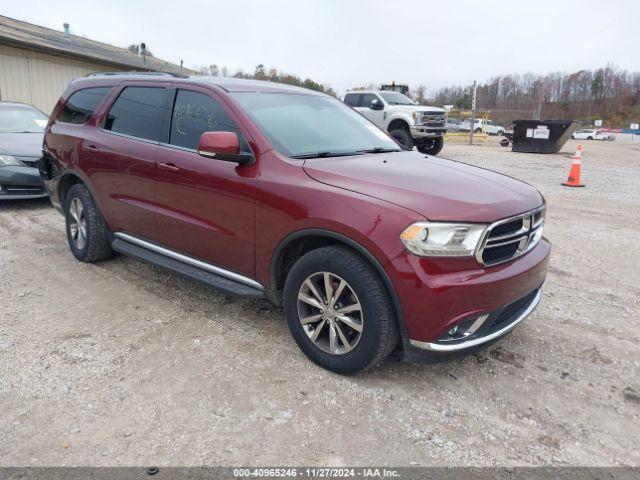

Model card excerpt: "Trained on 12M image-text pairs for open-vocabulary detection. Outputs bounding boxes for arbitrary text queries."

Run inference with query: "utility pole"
[470,81,477,145]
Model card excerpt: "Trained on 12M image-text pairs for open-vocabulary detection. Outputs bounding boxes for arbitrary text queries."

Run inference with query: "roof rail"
[85,71,189,79]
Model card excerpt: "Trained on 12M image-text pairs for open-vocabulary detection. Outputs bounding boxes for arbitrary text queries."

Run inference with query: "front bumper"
[410,125,446,138]
[0,166,47,200]
[388,238,550,360]
[409,286,541,352]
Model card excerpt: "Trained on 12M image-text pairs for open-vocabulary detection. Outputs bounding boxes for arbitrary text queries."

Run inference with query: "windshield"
[379,92,415,106]
[231,92,400,157]
[0,104,48,133]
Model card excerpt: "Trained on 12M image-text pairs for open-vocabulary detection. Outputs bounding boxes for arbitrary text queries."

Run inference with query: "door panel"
[84,132,157,239]
[355,94,385,127]
[90,85,169,239]
[154,146,255,277]
[153,87,255,277]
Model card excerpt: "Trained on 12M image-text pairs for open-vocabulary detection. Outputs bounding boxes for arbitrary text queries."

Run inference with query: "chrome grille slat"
[476,206,545,266]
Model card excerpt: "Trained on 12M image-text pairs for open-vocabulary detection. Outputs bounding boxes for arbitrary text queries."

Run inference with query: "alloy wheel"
[297,272,364,355]
[69,197,87,250]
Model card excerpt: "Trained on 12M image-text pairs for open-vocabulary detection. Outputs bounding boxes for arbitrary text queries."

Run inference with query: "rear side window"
[58,87,111,124]
[104,87,166,141]
[169,89,248,151]
[343,93,361,107]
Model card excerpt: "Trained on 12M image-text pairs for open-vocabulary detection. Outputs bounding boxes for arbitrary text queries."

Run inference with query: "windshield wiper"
[290,151,363,159]
[356,147,401,154]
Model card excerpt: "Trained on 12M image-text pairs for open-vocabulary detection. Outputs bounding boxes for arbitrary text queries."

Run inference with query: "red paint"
[43,76,549,348]
[198,131,240,155]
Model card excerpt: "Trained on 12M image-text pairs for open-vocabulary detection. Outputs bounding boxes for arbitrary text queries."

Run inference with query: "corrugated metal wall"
[0,44,111,115]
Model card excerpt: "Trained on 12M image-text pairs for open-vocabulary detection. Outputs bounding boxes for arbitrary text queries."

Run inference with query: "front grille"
[418,112,445,126]
[490,218,523,236]
[477,206,545,266]
[482,242,519,264]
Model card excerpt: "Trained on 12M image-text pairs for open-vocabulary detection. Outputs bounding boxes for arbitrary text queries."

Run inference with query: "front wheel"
[417,137,444,156]
[283,246,398,374]
[389,128,414,149]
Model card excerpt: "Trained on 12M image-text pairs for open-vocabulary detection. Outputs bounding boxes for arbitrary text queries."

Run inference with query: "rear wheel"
[389,128,414,149]
[283,246,398,374]
[417,137,444,156]
[65,183,113,262]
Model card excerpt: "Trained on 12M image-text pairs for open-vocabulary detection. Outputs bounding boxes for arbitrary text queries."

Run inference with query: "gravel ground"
[1,136,639,467]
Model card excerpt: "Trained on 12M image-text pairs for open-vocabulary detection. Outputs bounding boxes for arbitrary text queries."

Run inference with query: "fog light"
[440,314,490,342]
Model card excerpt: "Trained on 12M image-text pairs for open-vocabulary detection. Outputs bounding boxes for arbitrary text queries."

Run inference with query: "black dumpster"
[511,120,578,154]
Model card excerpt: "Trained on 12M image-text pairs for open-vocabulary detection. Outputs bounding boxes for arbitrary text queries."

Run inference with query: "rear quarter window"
[58,87,111,124]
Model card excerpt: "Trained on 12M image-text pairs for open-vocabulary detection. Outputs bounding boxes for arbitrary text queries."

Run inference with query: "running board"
[112,238,264,298]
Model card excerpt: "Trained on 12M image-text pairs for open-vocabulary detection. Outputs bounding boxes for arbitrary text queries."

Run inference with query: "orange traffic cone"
[562,145,585,187]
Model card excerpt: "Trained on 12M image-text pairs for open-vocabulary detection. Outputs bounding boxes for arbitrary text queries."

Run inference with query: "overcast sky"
[3,0,639,94]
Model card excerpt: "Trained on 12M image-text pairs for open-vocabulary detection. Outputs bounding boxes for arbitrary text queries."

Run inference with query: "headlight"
[0,154,21,167]
[400,222,487,257]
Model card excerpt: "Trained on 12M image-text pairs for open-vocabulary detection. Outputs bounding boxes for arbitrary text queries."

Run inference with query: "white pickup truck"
[459,118,506,136]
[342,90,446,155]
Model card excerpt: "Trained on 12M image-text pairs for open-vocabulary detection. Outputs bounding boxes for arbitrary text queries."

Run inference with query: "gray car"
[0,102,48,200]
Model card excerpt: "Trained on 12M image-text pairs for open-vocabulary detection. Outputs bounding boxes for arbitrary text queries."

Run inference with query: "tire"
[283,246,399,374]
[587,136,593,140]
[474,128,482,133]
[65,183,113,262]
[497,130,505,136]
[417,136,444,156]
[571,135,575,139]
[389,128,414,149]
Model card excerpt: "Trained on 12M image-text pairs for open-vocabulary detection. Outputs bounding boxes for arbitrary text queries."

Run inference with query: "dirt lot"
[1,136,639,467]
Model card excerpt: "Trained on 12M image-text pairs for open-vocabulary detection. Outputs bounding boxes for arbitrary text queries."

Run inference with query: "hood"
[394,105,445,113]
[303,151,543,223]
[0,132,45,157]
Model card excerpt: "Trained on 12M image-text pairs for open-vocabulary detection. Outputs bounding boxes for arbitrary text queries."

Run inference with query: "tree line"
[193,64,337,97]
[431,65,640,127]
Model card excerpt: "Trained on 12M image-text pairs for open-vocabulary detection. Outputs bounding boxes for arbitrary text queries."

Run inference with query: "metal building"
[0,15,190,114]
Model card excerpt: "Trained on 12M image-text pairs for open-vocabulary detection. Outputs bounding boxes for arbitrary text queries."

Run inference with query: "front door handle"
[158,162,180,172]
[82,144,99,153]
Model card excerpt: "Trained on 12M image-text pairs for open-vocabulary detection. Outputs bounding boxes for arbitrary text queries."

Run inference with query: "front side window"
[360,93,380,107]
[379,92,415,105]
[169,89,248,151]
[0,103,48,133]
[104,87,166,141]
[231,92,400,158]
[58,87,111,124]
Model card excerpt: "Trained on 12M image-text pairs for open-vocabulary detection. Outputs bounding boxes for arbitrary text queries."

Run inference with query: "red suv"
[41,73,549,373]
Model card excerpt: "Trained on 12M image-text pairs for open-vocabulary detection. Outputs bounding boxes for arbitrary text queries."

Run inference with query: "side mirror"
[197,131,253,165]
[370,99,384,111]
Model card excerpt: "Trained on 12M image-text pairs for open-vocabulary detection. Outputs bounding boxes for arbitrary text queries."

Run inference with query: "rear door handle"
[158,162,180,172]
[82,144,99,153]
